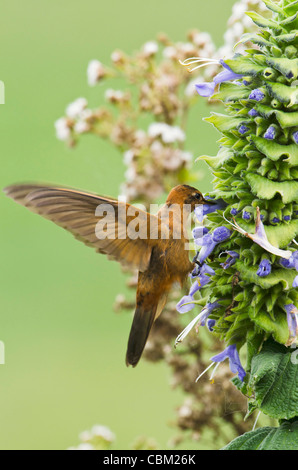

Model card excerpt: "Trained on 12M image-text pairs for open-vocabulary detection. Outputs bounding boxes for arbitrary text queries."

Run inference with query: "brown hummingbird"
[4,183,210,366]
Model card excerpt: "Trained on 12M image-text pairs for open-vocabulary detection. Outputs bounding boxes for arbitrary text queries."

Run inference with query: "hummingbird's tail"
[125,304,157,367]
[125,294,167,367]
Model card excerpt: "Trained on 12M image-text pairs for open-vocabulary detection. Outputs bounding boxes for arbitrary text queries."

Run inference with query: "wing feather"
[4,183,163,272]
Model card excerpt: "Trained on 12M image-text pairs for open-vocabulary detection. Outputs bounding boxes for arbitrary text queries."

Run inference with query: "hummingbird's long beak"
[202,195,216,204]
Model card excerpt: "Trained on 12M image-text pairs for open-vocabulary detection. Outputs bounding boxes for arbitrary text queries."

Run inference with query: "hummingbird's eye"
[194,193,202,200]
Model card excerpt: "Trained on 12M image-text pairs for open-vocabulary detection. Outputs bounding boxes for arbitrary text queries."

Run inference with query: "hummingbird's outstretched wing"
[4,184,163,272]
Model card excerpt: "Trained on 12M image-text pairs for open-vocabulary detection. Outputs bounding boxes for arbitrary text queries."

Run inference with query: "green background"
[1,0,235,449]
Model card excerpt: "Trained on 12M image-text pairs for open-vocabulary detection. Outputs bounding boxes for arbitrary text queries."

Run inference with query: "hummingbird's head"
[166,184,211,210]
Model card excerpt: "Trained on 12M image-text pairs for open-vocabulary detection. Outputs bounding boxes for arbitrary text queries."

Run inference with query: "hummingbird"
[4,183,210,366]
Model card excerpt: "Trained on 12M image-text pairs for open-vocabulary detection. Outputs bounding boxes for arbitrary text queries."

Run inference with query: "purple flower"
[293,275,298,288]
[197,227,231,263]
[211,344,246,381]
[213,226,231,243]
[248,108,259,117]
[264,125,276,140]
[195,60,244,98]
[207,319,216,331]
[230,208,238,216]
[293,131,298,144]
[176,294,196,314]
[272,217,280,224]
[195,82,216,97]
[220,251,239,270]
[177,264,215,313]
[192,226,209,245]
[238,125,249,135]
[249,88,265,101]
[280,251,298,271]
[194,198,226,222]
[284,304,298,346]
[242,210,251,221]
[283,215,291,221]
[257,259,271,277]
[175,302,220,345]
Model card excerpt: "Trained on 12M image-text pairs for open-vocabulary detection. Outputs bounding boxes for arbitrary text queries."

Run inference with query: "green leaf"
[254,103,298,129]
[262,0,284,14]
[266,57,298,80]
[224,56,264,76]
[234,32,273,49]
[222,421,298,450]
[212,82,251,102]
[250,135,298,166]
[204,113,248,134]
[235,260,297,290]
[274,31,298,43]
[245,11,285,32]
[248,339,298,420]
[265,81,298,107]
[246,173,298,204]
[197,146,234,169]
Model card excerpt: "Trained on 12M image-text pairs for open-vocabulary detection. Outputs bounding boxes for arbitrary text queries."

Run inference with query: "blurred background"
[1,0,238,449]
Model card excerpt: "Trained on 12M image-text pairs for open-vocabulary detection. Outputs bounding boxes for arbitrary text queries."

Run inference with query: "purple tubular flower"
[195,60,244,98]
[293,131,298,144]
[284,304,298,345]
[220,251,239,270]
[272,217,280,223]
[284,215,291,221]
[175,302,220,345]
[249,88,265,101]
[197,226,231,263]
[176,294,195,314]
[192,226,209,245]
[264,125,276,140]
[293,275,298,288]
[207,319,216,331]
[230,208,238,216]
[238,125,249,135]
[212,226,231,243]
[195,82,216,97]
[257,259,271,277]
[242,210,251,221]
[194,198,226,222]
[211,344,246,381]
[248,108,259,117]
[197,302,219,327]
[280,251,298,270]
[177,264,215,313]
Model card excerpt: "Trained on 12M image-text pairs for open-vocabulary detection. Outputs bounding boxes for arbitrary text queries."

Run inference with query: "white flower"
[163,46,176,59]
[180,151,192,164]
[123,149,134,165]
[76,443,94,450]
[54,117,70,141]
[91,425,115,442]
[74,120,89,134]
[66,97,87,119]
[148,123,185,143]
[143,41,158,56]
[87,59,104,86]
[79,430,92,442]
[105,88,124,101]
